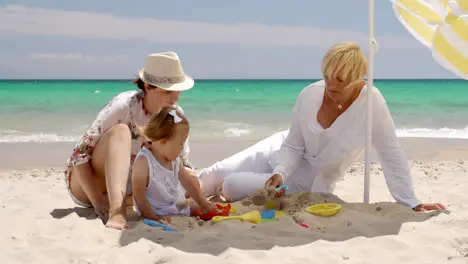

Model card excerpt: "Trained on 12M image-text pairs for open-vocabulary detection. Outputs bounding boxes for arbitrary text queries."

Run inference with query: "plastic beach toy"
[260,209,287,223]
[196,203,233,221]
[262,185,289,209]
[212,210,262,224]
[143,219,177,232]
[220,203,237,213]
[261,209,276,220]
[305,203,342,217]
[275,184,288,197]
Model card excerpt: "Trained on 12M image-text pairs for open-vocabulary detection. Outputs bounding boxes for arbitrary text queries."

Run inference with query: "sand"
[1,159,467,263]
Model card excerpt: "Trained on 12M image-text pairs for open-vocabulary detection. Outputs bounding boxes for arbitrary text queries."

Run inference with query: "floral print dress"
[65,90,190,178]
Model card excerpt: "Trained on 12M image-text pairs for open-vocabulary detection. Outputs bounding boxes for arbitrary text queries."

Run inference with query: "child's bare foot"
[106,210,128,230]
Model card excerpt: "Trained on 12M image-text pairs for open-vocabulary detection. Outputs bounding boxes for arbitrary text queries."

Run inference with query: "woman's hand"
[265,174,284,189]
[413,203,447,212]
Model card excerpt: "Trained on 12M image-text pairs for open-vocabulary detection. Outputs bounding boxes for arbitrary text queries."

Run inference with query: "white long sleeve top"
[273,80,421,208]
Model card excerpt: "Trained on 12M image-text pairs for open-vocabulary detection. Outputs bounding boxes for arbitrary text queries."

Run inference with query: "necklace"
[325,91,344,110]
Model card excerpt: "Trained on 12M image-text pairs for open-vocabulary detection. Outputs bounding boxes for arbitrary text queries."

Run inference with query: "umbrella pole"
[364,0,375,204]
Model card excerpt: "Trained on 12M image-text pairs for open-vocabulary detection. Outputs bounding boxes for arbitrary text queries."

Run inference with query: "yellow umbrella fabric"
[391,0,468,79]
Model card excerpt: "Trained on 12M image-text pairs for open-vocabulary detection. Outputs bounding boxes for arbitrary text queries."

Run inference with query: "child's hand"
[154,215,171,224]
[200,201,217,213]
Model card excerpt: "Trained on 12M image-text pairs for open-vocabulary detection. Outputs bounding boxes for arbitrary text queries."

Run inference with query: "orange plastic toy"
[195,204,232,221]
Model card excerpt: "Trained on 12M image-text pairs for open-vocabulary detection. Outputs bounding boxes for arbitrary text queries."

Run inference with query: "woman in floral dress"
[65,52,195,230]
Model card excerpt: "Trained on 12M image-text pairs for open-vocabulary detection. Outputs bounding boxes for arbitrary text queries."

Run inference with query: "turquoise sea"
[0,79,467,143]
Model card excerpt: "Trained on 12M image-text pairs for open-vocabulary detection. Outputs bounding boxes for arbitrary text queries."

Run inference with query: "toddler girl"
[132,106,215,222]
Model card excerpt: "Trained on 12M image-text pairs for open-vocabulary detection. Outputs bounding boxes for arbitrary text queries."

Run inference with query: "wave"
[2,126,468,143]
[396,127,468,139]
[0,130,79,143]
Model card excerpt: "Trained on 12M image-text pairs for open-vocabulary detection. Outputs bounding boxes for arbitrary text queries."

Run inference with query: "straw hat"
[138,52,194,91]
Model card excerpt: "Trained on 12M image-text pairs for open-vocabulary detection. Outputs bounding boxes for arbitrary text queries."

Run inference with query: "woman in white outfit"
[199,42,445,212]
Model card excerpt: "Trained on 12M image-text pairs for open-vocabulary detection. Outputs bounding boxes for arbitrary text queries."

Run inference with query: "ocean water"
[0,79,467,143]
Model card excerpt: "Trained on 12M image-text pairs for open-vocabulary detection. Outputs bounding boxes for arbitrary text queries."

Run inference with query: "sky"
[0,0,457,79]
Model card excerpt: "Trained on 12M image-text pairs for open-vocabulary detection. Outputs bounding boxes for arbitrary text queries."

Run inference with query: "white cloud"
[29,53,127,61]
[30,53,84,60]
[0,4,419,49]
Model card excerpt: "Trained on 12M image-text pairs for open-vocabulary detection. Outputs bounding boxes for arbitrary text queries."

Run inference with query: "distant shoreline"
[0,78,464,82]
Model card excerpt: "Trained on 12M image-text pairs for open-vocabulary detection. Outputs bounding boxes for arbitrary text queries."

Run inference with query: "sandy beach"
[1,138,468,263]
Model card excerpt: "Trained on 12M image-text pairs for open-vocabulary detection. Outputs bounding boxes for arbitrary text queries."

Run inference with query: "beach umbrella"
[390,0,468,79]
[363,0,377,204]
[363,0,468,204]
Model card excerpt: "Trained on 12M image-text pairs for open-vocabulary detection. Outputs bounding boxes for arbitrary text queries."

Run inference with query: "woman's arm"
[371,89,422,208]
[72,163,105,212]
[272,91,306,182]
[132,156,167,221]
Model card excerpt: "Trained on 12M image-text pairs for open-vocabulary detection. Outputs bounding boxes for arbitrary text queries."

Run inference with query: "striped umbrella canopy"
[390,0,468,79]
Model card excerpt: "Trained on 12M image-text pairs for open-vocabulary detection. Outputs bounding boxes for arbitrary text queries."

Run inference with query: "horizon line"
[0,78,463,81]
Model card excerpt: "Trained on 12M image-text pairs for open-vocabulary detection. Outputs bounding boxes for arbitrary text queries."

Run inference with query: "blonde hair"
[139,106,189,142]
[321,41,368,85]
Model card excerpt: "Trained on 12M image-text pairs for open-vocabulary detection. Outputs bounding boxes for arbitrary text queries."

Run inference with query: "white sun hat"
[138,51,194,91]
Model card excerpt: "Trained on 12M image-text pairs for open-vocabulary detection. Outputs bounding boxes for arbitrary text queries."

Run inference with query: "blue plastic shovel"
[143,219,177,232]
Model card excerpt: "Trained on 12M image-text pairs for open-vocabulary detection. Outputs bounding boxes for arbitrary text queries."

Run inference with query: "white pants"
[199,131,286,197]
[199,130,335,201]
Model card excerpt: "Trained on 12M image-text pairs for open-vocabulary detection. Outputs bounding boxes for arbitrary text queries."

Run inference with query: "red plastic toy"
[195,204,232,221]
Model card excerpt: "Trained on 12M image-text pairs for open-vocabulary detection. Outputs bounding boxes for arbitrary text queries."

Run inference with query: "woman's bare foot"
[106,209,128,230]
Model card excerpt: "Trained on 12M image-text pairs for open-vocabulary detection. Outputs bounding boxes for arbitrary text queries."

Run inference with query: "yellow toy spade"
[211,210,262,224]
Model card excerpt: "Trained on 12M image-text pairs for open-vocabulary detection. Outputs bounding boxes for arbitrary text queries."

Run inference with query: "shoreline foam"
[3,127,468,143]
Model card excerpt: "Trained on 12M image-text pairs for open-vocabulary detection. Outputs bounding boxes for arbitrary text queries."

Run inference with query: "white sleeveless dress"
[134,148,190,216]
